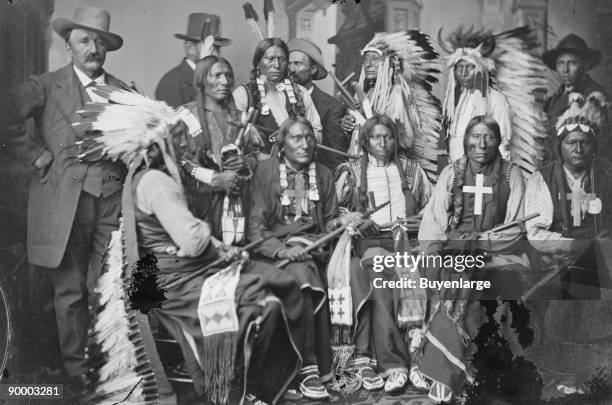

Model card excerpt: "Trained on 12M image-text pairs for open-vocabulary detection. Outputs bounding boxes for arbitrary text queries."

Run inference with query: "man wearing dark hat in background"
[156,13,231,108]
[0,6,128,396]
[543,34,609,162]
[289,38,348,171]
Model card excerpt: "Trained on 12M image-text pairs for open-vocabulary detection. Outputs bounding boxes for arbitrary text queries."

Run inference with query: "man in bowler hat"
[288,38,348,171]
[543,34,609,161]
[0,5,129,394]
[155,13,231,107]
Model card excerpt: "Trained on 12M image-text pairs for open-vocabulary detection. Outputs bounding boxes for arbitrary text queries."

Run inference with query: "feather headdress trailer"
[73,86,182,165]
[438,25,551,178]
[358,30,443,182]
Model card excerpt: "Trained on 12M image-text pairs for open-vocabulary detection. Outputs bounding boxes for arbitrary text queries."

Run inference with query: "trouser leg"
[49,192,95,376]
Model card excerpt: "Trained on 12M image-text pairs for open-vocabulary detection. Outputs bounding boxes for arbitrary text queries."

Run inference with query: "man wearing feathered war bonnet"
[72,83,312,404]
[438,27,512,163]
[340,30,443,182]
[437,26,549,178]
[524,92,612,397]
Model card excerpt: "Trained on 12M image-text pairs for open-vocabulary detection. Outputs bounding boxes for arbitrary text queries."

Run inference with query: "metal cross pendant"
[566,191,595,227]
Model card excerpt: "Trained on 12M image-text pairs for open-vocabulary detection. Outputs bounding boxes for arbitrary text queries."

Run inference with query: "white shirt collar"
[367,153,391,167]
[185,58,196,71]
[307,85,314,94]
[73,65,105,87]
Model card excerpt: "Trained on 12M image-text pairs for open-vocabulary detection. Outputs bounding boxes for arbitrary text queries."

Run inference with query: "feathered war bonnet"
[73,86,185,190]
[556,91,609,141]
[356,31,442,176]
[438,26,497,124]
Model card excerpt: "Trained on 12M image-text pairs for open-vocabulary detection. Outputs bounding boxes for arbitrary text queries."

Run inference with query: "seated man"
[525,92,612,397]
[418,115,526,403]
[247,116,338,400]
[334,114,433,393]
[77,88,308,405]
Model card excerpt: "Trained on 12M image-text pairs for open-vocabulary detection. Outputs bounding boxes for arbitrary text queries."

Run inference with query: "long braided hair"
[357,115,408,210]
[193,55,236,151]
[248,37,306,116]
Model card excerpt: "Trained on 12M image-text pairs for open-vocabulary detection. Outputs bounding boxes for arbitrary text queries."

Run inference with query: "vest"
[243,81,306,154]
[452,156,512,233]
[539,161,602,239]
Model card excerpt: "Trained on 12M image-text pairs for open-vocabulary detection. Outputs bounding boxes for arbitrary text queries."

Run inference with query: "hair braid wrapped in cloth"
[358,31,442,182]
[439,25,550,178]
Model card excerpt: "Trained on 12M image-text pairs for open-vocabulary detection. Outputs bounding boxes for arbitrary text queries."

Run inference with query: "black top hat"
[174,13,232,47]
[542,34,601,70]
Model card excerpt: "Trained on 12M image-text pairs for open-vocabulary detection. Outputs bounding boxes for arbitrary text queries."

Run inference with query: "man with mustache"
[543,34,609,162]
[288,38,348,171]
[233,38,322,158]
[0,6,128,397]
[524,92,612,397]
[155,13,231,108]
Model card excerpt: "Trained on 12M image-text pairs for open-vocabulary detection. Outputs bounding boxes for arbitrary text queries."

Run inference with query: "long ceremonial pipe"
[488,213,539,233]
[165,223,314,289]
[276,200,391,269]
[518,263,565,304]
[316,144,359,160]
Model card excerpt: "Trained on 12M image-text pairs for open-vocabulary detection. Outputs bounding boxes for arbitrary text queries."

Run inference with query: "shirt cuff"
[191,167,216,184]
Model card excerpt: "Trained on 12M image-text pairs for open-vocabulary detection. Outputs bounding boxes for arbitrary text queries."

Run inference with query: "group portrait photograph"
[0,0,611,404]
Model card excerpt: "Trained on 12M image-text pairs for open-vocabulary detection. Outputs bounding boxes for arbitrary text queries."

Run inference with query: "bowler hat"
[174,13,232,47]
[53,6,123,51]
[542,34,601,70]
[288,38,328,80]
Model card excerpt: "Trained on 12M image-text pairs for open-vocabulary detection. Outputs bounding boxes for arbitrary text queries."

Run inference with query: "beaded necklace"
[256,77,297,116]
[279,159,319,219]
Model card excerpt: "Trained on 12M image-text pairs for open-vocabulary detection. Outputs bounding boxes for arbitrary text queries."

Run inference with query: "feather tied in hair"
[264,0,275,39]
[243,2,265,41]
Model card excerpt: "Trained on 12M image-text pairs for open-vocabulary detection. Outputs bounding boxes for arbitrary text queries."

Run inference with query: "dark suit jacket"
[1,64,127,268]
[310,85,348,171]
[544,74,609,163]
[155,58,195,108]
